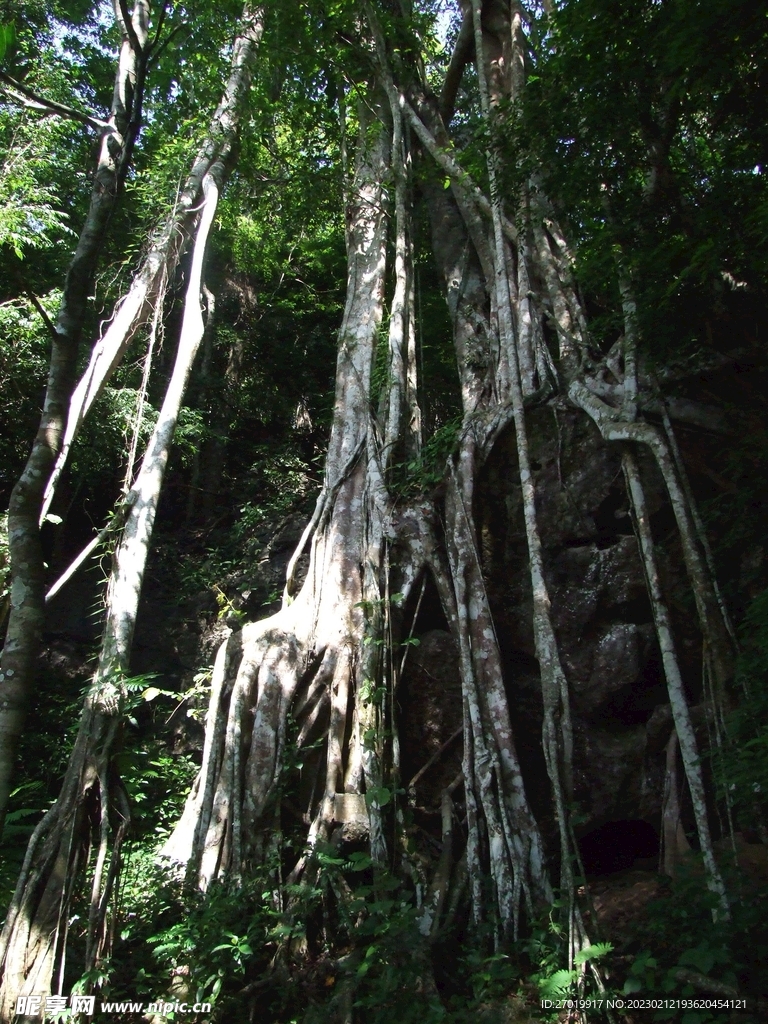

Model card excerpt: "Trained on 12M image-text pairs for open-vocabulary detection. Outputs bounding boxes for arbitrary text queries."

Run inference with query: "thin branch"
[46,532,105,605]
[46,501,131,603]
[147,0,168,53]
[0,71,108,132]
[25,292,58,343]
[407,727,462,796]
[147,23,186,68]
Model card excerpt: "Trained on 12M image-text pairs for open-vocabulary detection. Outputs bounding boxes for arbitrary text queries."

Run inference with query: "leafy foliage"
[513,0,768,359]
[622,857,768,1017]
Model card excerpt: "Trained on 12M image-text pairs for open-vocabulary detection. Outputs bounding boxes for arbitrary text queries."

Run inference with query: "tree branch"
[147,0,168,53]
[440,7,474,125]
[363,3,518,246]
[117,0,143,55]
[407,728,462,797]
[148,23,186,68]
[45,501,130,603]
[25,292,59,344]
[0,71,108,132]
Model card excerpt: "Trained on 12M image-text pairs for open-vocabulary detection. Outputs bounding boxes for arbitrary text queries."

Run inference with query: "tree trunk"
[0,0,150,832]
[0,4,265,1008]
[0,165,222,1020]
[162,97,394,886]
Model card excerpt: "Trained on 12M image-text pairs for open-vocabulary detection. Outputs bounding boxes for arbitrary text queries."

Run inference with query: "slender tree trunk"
[0,164,223,1021]
[38,1,266,523]
[0,1,150,832]
[101,171,221,682]
[0,4,265,1007]
[622,450,729,916]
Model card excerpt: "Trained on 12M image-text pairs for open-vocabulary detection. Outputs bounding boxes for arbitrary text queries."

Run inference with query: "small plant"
[515,901,617,1020]
[399,416,462,494]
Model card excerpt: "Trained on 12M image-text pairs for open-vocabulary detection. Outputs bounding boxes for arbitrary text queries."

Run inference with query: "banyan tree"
[1,0,761,1017]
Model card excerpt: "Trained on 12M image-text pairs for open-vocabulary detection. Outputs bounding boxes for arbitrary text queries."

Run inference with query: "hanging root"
[568,381,735,689]
[566,347,733,913]
[621,449,729,917]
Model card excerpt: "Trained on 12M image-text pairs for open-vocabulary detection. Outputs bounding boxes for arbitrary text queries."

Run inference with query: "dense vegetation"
[0,1,767,1021]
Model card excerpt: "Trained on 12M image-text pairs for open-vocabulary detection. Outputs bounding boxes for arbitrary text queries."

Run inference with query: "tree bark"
[0,4,265,1009]
[0,163,224,1021]
[0,0,150,832]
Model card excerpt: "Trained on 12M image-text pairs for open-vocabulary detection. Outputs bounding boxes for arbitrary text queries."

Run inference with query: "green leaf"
[0,24,14,65]
[679,945,715,975]
[574,941,613,965]
[365,785,391,808]
[539,968,575,997]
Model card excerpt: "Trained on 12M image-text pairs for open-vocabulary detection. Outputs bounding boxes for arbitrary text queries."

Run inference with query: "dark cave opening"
[578,819,659,877]
[407,570,450,635]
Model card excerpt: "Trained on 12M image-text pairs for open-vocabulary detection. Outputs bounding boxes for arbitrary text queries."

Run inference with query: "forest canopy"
[0,0,767,1021]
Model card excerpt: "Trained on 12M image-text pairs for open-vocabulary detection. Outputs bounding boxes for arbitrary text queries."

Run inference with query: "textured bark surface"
[0,7,264,1013]
[0,0,150,831]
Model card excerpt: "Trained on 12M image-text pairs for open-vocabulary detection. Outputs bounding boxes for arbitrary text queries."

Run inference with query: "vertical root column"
[622,449,729,918]
[569,380,732,913]
[445,451,551,936]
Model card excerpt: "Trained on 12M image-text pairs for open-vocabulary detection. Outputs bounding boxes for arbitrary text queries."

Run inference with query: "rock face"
[400,406,696,848]
[478,406,675,834]
[398,629,463,811]
[393,403,684,851]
